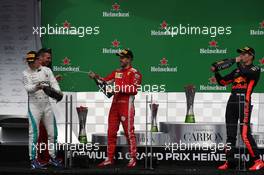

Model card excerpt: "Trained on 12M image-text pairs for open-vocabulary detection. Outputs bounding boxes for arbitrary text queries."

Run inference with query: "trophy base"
[78,135,88,144]
[150,126,159,132]
[185,115,195,123]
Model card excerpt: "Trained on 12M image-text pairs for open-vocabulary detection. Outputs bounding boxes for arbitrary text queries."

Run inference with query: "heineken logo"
[208,40,218,47]
[200,40,227,54]
[102,3,130,17]
[102,39,123,54]
[150,57,177,73]
[259,58,264,73]
[259,58,264,65]
[112,3,120,11]
[151,20,171,36]
[63,20,70,28]
[199,75,226,91]
[53,57,79,72]
[208,76,217,85]
[160,20,168,30]
[249,20,264,36]
[112,39,120,48]
[63,57,71,65]
[160,58,168,66]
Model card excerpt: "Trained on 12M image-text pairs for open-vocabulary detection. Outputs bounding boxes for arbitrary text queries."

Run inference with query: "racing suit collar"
[239,62,252,67]
[28,65,42,72]
[121,65,132,71]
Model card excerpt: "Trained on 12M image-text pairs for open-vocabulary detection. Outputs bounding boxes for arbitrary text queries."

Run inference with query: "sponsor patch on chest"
[115,72,123,78]
[234,76,247,83]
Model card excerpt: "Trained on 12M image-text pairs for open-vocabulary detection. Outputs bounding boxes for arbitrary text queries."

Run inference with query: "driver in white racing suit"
[22,51,63,169]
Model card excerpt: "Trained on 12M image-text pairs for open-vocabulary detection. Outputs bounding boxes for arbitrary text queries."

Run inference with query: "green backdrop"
[41,0,264,92]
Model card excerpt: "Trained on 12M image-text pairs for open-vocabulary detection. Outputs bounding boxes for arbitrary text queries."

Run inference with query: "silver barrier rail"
[70,95,73,168]
[64,95,68,168]
[145,95,154,170]
[64,94,73,169]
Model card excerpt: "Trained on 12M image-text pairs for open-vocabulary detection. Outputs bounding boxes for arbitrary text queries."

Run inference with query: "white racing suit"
[23,66,61,160]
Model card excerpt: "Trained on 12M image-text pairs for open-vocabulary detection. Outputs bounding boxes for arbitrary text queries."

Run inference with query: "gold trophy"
[184,85,196,123]
[149,103,159,132]
[76,106,88,143]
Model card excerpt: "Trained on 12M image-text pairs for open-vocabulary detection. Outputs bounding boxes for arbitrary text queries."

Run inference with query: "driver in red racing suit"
[89,49,142,168]
[212,46,264,171]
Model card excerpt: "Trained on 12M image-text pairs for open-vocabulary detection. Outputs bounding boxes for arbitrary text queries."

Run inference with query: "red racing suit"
[215,62,261,162]
[100,66,142,160]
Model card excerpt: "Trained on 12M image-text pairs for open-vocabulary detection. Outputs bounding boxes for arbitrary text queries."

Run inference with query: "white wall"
[0,0,41,116]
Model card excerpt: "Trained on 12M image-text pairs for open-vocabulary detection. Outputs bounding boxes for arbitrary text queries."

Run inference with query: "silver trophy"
[149,103,159,132]
[76,106,88,143]
[184,85,196,123]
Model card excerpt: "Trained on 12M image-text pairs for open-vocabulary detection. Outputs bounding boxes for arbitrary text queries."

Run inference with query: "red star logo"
[160,58,168,65]
[112,39,120,48]
[160,20,168,29]
[209,76,217,84]
[209,40,218,47]
[259,20,264,28]
[63,57,70,65]
[259,58,264,65]
[63,20,70,28]
[112,3,120,11]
